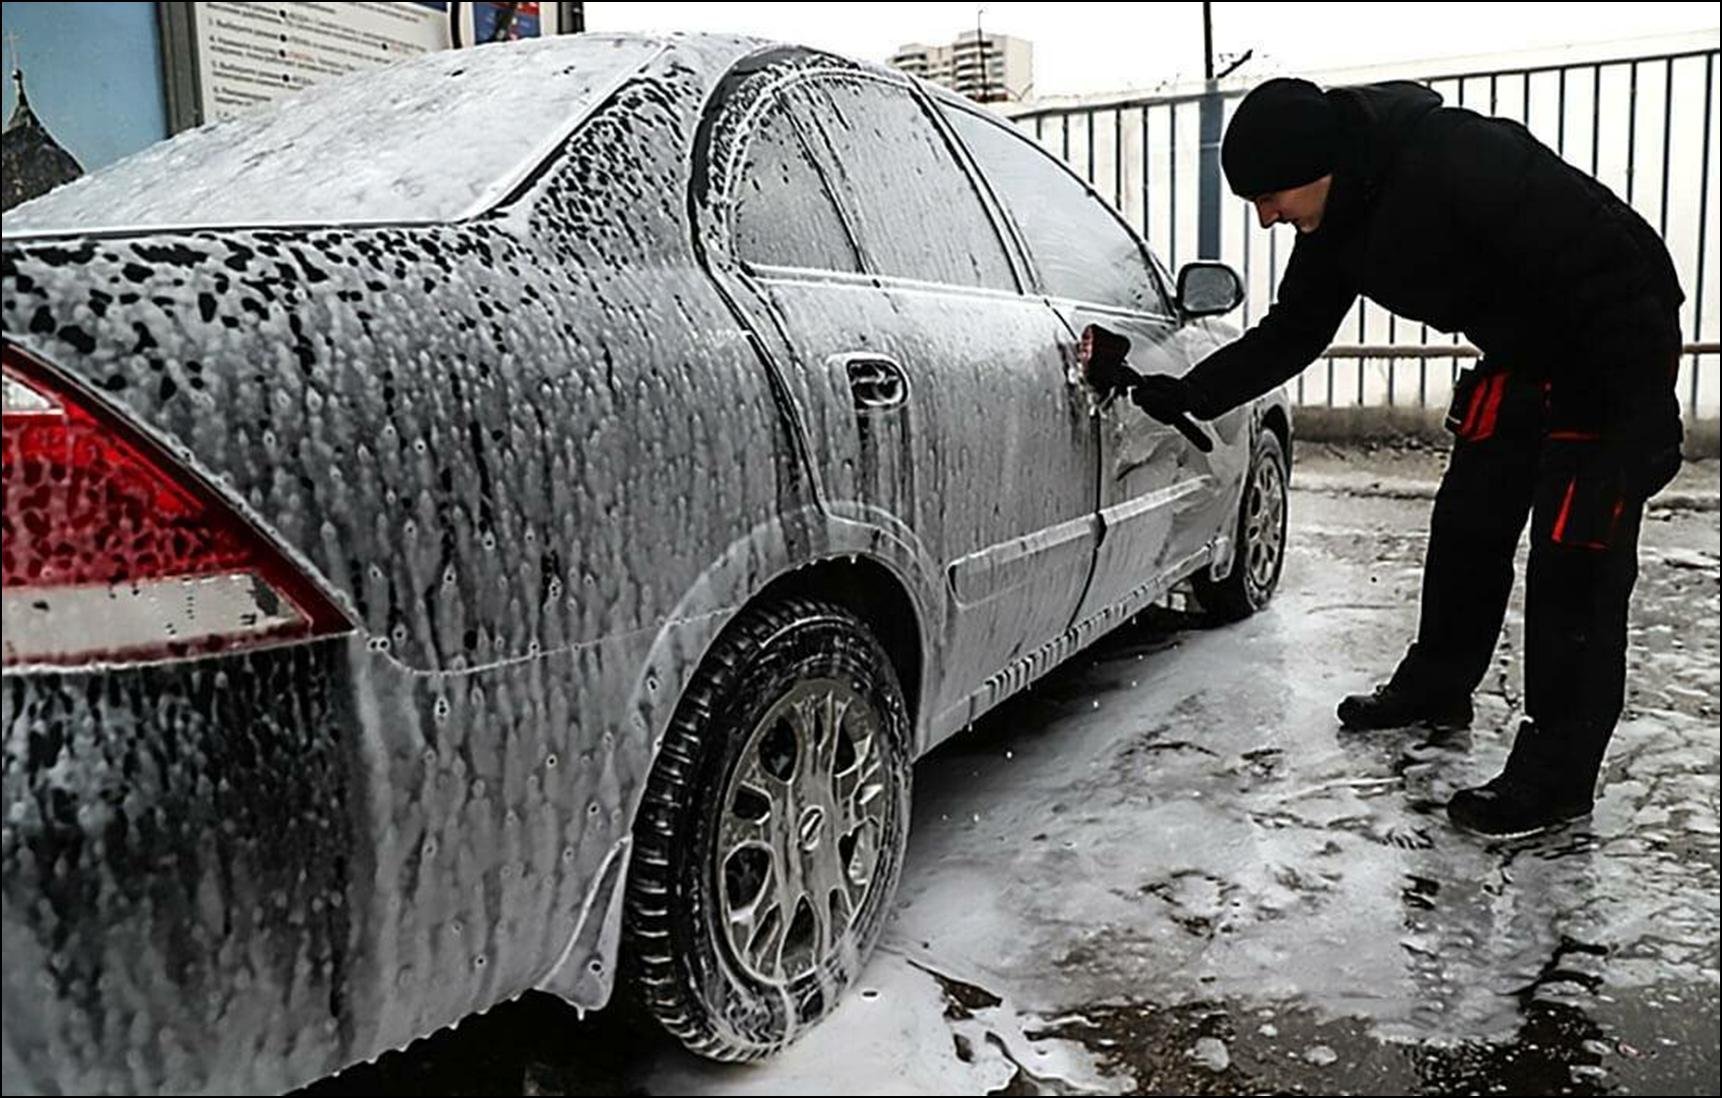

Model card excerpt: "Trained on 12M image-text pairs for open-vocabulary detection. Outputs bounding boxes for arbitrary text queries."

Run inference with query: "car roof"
[0,33,772,238]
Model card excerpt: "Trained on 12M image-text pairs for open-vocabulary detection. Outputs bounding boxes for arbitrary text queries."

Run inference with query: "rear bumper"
[2,637,365,1095]
[2,626,649,1095]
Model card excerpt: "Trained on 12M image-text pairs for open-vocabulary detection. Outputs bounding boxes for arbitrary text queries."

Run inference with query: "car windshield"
[1,34,665,234]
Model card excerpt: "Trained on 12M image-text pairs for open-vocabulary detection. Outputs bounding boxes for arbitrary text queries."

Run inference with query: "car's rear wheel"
[623,597,911,1060]
[1193,428,1288,621]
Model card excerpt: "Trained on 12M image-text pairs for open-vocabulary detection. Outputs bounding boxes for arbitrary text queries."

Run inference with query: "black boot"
[1447,721,1597,838]
[1337,680,1473,732]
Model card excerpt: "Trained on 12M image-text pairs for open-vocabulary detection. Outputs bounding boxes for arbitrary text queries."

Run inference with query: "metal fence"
[1007,47,1721,422]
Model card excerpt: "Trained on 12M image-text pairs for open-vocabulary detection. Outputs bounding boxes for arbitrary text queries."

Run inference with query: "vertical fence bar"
[1558,67,1568,156]
[1418,339,1428,409]
[1268,216,1278,296]
[1356,302,1366,407]
[1242,200,1252,326]
[1659,57,1674,239]
[1694,54,1714,411]
[1113,108,1123,209]
[1140,105,1151,240]
[1387,313,1398,407]
[1592,65,1602,177]
[1421,314,1431,403]
[1628,61,1639,204]
[1422,89,1436,405]
[1086,107,1096,183]
[1169,103,1179,268]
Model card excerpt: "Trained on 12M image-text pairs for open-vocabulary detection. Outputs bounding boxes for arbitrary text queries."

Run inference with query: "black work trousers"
[1392,360,1673,791]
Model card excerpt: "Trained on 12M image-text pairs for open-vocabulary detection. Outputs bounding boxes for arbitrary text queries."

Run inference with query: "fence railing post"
[1198,79,1224,260]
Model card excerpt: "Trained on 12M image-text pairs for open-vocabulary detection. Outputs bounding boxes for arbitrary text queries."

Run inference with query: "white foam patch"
[643,950,1124,1094]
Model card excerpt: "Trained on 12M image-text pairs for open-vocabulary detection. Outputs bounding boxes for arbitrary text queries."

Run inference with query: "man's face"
[1250,175,1333,234]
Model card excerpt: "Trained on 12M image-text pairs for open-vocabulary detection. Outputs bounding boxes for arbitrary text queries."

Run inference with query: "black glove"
[1081,324,1141,399]
[1131,375,1215,453]
[1130,374,1194,421]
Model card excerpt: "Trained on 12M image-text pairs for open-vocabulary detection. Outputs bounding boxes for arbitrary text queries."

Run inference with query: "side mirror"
[1176,262,1245,318]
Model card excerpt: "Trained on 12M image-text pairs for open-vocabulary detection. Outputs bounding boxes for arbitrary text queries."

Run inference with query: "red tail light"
[2,342,350,667]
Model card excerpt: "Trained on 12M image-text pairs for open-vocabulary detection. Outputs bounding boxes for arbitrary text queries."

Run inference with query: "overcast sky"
[586,2,1721,98]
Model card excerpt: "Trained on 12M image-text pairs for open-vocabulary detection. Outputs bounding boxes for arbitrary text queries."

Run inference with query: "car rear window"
[2,34,665,234]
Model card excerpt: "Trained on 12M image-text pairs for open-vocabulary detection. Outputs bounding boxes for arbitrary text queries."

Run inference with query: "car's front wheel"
[623,597,912,1060]
[1194,427,1289,620]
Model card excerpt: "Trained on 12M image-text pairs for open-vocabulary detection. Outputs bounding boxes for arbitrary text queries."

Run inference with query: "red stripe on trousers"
[1472,374,1508,440]
[1553,477,1577,542]
[1458,377,1488,438]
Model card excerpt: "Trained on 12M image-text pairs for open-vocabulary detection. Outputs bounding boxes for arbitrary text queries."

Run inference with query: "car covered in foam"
[1,31,1289,1094]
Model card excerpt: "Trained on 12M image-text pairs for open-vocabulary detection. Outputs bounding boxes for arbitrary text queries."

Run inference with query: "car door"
[937,101,1249,631]
[713,69,1103,731]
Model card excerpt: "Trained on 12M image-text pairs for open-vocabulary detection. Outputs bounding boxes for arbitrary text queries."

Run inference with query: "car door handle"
[833,353,909,412]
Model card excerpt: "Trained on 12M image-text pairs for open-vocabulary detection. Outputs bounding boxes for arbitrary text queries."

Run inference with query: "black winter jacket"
[1183,82,1685,434]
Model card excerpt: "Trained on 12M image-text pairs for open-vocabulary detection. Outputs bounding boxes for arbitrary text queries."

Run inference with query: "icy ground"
[307,457,1721,1097]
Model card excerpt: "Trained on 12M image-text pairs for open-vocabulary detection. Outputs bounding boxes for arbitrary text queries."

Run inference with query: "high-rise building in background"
[890,29,1032,103]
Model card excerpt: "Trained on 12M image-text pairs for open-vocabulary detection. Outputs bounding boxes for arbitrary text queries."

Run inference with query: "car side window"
[941,103,1170,315]
[734,95,863,274]
[791,76,1017,292]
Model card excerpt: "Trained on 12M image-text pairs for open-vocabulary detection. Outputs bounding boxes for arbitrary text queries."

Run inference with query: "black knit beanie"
[1222,78,1339,197]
